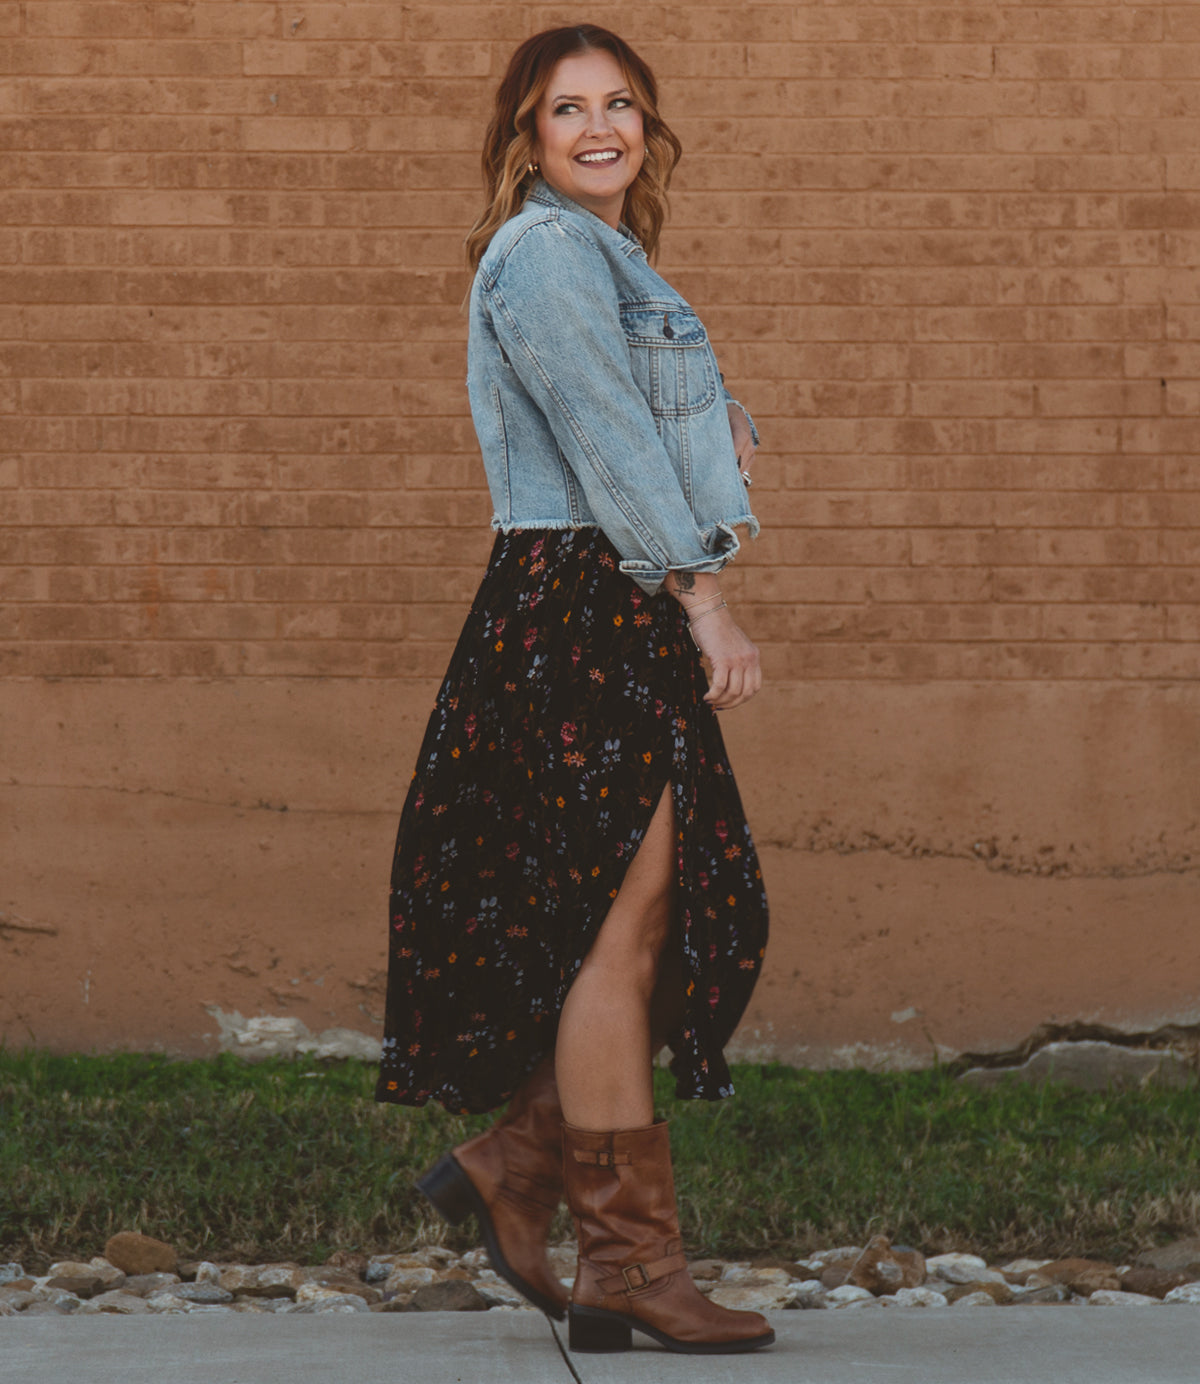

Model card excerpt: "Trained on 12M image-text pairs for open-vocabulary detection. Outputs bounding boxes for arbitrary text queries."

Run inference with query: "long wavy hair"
[465,25,683,270]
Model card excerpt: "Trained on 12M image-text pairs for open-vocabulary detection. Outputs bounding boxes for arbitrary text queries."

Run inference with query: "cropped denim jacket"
[466,180,760,595]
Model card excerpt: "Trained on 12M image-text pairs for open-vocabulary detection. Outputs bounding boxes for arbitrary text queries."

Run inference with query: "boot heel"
[415,1153,476,1225]
[569,1306,632,1353]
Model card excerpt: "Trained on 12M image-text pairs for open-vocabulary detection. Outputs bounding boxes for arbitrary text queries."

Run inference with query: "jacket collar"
[524,178,645,258]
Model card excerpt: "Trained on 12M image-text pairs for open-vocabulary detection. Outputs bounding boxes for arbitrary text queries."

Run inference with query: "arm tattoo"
[673,571,697,594]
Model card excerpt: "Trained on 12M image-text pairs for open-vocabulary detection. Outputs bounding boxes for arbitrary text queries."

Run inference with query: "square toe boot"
[416,1056,568,1318]
[563,1120,775,1354]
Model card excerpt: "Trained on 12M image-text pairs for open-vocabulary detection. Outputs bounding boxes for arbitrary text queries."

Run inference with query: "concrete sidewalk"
[2,1307,1198,1383]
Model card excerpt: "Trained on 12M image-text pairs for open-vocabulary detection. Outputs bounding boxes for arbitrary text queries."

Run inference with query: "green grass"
[2,1048,1198,1274]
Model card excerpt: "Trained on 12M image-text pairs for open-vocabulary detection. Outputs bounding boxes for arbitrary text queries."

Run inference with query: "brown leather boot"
[417,1056,568,1318]
[563,1120,775,1354]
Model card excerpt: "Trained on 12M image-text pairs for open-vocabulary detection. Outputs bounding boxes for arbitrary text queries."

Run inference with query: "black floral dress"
[374,527,769,1114]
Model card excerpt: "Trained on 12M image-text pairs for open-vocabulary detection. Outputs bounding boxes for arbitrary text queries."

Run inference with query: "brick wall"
[2,0,1197,683]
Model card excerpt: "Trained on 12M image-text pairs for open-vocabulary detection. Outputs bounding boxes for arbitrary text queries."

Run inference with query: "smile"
[575,150,622,165]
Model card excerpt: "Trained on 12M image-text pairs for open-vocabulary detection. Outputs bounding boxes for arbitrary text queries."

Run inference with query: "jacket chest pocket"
[619,305,717,418]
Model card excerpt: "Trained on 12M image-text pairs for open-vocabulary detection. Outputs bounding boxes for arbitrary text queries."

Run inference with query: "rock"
[0,1264,26,1286]
[473,1273,531,1310]
[952,1291,997,1308]
[324,1249,370,1276]
[707,1279,795,1311]
[925,1253,995,1285]
[301,1266,380,1303]
[219,1264,305,1299]
[122,1272,182,1297]
[1015,1283,1071,1305]
[45,1275,104,1300]
[292,1286,370,1314]
[784,1279,827,1309]
[880,1287,948,1308]
[103,1232,177,1276]
[409,1280,488,1312]
[1088,1289,1159,1307]
[1026,1258,1121,1296]
[959,1041,1191,1091]
[21,1300,78,1316]
[77,1289,152,1315]
[152,1282,234,1305]
[0,1289,36,1310]
[687,1259,724,1281]
[86,1259,127,1289]
[0,1300,19,1317]
[998,1258,1053,1279]
[945,1280,1014,1305]
[825,1283,876,1308]
[383,1265,438,1299]
[819,1263,850,1289]
[847,1236,926,1296]
[1119,1267,1195,1299]
[30,1284,83,1309]
[194,1262,222,1285]
[1164,1283,1200,1305]
[1135,1237,1200,1274]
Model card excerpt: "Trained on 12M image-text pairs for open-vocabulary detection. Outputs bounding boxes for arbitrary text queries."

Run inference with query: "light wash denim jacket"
[466,180,760,595]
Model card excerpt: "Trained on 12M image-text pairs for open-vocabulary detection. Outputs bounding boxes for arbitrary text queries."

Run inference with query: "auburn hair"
[465,25,683,270]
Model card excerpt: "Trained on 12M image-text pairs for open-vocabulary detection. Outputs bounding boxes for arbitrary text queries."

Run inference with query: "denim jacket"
[466,180,760,595]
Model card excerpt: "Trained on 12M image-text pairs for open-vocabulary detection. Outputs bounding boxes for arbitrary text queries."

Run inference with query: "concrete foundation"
[3,679,1198,1066]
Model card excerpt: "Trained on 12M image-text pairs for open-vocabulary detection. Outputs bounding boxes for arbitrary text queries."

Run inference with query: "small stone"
[880,1287,948,1308]
[324,1250,369,1276]
[925,1253,993,1284]
[1164,1283,1200,1305]
[998,1258,1052,1279]
[408,1280,488,1312]
[45,1275,103,1300]
[0,1301,19,1317]
[383,1265,438,1298]
[785,1279,828,1309]
[1135,1238,1200,1274]
[945,1280,1014,1305]
[193,1262,222,1285]
[1088,1289,1158,1307]
[122,1272,182,1297]
[707,1279,794,1311]
[809,1246,864,1268]
[0,1289,36,1311]
[30,1285,83,1309]
[687,1259,723,1281]
[1016,1283,1071,1305]
[0,1264,27,1285]
[20,1300,77,1316]
[291,1290,368,1314]
[1026,1258,1121,1296]
[104,1232,177,1276]
[825,1283,876,1307]
[848,1235,926,1297]
[1119,1267,1194,1299]
[78,1289,151,1315]
[473,1274,529,1310]
[154,1282,234,1305]
[85,1259,127,1289]
[952,1291,997,1307]
[219,1264,305,1299]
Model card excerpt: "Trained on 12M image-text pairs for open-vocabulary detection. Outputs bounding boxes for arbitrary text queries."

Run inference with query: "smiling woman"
[374,23,772,1359]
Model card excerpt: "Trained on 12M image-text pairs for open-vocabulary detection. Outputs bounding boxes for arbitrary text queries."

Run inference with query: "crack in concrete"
[958,1020,1200,1071]
[0,910,58,938]
[760,824,1200,880]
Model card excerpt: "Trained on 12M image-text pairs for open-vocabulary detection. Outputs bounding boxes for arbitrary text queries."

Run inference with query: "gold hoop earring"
[527,161,539,175]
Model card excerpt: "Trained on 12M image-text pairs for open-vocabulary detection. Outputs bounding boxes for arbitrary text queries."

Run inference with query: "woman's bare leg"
[555,784,676,1130]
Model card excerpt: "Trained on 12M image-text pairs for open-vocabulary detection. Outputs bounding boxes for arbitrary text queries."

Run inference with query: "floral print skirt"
[374,527,769,1115]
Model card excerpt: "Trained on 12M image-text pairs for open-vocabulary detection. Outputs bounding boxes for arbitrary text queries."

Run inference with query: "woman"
[374,24,773,1356]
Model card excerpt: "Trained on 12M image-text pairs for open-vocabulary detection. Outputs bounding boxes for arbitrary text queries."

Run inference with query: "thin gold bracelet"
[687,600,728,646]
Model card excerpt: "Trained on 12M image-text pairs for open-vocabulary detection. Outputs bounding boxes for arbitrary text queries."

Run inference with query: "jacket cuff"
[722,384,761,447]
[618,525,743,597]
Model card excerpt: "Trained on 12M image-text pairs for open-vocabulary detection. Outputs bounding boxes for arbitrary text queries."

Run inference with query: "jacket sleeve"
[483,221,736,595]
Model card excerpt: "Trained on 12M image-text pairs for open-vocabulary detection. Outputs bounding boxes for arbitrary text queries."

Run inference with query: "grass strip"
[2,1048,1197,1272]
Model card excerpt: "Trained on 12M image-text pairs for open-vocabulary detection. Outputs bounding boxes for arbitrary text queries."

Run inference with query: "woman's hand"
[727,403,757,478]
[688,605,762,710]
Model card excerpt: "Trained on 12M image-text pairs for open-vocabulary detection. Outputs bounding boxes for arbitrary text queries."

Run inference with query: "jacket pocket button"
[662,313,675,340]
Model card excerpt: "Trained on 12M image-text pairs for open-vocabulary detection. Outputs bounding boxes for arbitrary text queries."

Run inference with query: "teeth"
[578,151,619,164]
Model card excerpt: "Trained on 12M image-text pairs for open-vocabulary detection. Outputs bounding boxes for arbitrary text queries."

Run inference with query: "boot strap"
[570,1147,632,1167]
[597,1252,689,1296]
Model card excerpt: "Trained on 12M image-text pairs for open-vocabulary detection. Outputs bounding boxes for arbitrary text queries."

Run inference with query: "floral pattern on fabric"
[374,527,769,1115]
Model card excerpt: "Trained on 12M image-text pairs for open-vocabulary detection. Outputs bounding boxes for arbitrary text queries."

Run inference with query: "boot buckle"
[621,1263,650,1293]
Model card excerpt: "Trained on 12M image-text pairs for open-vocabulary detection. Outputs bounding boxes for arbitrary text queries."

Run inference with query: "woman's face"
[532,48,645,229]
